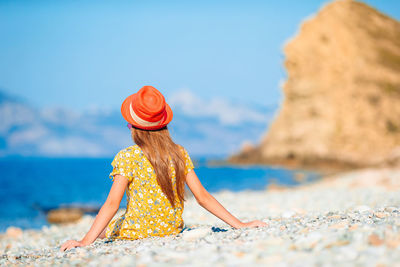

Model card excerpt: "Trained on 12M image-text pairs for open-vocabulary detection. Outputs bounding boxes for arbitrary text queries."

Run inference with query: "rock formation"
[230,0,400,169]
[47,208,83,224]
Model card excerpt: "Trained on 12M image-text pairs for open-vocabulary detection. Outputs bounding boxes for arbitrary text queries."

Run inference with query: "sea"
[0,157,320,232]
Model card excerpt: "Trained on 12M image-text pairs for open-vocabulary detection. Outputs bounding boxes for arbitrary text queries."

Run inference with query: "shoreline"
[1,166,400,266]
[0,164,323,233]
[226,146,400,175]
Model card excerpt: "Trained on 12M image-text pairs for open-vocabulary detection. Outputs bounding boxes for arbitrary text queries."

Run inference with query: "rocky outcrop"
[230,0,400,169]
[47,208,83,224]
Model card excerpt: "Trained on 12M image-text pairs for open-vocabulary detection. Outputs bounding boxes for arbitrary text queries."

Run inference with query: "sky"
[0,0,399,111]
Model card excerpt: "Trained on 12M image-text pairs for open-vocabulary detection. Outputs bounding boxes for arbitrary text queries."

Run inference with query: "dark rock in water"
[47,208,83,224]
[33,203,101,215]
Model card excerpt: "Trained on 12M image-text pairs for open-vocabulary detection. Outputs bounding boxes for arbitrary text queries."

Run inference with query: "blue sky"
[0,0,399,111]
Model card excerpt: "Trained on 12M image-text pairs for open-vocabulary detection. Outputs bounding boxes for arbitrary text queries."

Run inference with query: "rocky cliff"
[230,0,400,169]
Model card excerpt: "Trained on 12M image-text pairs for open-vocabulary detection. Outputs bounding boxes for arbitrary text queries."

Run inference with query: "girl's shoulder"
[177,144,189,155]
[116,144,137,153]
[114,144,189,161]
[175,143,185,151]
[113,145,143,159]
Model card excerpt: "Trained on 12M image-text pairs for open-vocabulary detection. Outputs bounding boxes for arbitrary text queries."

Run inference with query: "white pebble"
[182,228,211,241]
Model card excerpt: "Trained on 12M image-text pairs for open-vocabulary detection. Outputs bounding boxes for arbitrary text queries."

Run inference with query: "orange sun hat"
[121,86,173,130]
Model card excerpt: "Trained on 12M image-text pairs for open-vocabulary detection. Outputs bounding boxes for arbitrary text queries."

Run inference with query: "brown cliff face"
[230,0,400,169]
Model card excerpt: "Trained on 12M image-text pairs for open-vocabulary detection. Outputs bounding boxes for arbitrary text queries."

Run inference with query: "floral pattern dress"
[105,144,194,240]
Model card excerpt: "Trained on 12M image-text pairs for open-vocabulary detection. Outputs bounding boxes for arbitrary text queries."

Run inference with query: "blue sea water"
[0,157,320,232]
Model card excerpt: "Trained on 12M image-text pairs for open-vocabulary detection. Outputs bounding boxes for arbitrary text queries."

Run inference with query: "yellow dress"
[105,144,194,240]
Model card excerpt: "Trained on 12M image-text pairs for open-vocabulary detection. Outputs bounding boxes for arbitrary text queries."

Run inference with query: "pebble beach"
[1,167,400,266]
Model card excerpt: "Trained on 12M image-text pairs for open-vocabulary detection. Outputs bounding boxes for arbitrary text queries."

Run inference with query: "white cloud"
[168,89,267,126]
[83,103,114,117]
[0,102,37,134]
[40,107,82,125]
[8,125,48,146]
[38,136,106,157]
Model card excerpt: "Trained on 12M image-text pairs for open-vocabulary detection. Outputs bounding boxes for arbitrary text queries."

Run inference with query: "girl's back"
[106,144,194,239]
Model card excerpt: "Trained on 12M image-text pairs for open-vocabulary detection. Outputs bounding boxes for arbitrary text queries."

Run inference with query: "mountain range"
[0,89,276,158]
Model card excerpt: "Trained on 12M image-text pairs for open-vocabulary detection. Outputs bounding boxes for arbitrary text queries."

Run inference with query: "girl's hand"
[238,220,268,228]
[60,239,87,252]
[59,175,128,252]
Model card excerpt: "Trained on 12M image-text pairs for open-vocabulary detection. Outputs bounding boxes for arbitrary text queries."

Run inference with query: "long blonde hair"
[130,126,186,208]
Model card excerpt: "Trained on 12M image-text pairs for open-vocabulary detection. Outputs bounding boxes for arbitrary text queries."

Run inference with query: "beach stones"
[47,208,83,224]
[354,205,372,213]
[2,167,400,266]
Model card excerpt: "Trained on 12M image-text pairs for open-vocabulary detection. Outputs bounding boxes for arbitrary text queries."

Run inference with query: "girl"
[60,86,266,251]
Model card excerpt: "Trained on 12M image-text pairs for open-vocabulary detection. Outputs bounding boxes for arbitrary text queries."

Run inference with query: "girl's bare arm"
[185,169,266,228]
[60,175,128,251]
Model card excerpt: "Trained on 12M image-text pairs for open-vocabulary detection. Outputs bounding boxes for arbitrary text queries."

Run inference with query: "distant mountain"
[0,90,128,157]
[0,89,276,158]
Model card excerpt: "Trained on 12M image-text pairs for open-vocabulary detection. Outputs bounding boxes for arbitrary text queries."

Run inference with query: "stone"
[282,211,296,218]
[47,208,83,224]
[368,234,384,246]
[266,183,288,192]
[386,238,400,249]
[329,221,347,229]
[374,212,387,219]
[328,215,341,220]
[181,228,211,242]
[384,207,399,213]
[5,227,23,238]
[324,240,350,248]
[349,224,359,231]
[354,205,371,213]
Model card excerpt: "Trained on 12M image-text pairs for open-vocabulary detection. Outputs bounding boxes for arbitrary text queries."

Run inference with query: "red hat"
[121,86,173,130]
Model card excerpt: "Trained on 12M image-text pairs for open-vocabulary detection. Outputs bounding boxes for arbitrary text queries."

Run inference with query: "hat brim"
[121,93,173,130]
